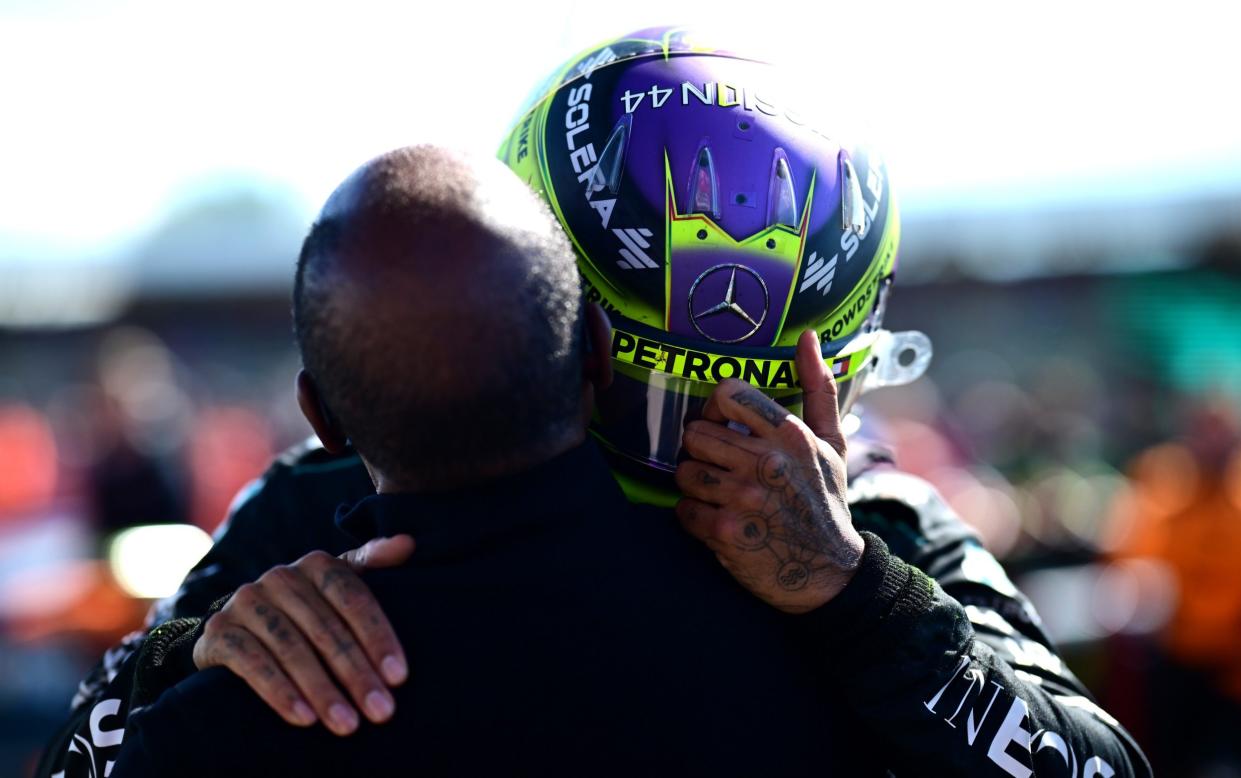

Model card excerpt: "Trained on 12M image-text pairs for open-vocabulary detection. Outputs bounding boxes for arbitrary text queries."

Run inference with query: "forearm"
[40,517,255,777]
[801,532,1151,777]
[35,637,149,778]
[37,603,229,777]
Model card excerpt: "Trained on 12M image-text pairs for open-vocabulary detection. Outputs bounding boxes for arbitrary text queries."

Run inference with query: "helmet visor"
[594,319,895,474]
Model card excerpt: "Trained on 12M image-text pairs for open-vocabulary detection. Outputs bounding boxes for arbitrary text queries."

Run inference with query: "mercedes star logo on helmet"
[688,264,769,344]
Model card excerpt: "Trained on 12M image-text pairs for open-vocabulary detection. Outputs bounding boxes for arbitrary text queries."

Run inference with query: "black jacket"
[111,440,869,775]
[42,439,1151,777]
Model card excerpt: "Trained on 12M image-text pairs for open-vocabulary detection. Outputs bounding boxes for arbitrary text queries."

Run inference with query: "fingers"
[335,538,413,686]
[681,420,765,470]
[340,534,415,570]
[702,379,793,437]
[674,498,729,545]
[674,460,751,506]
[676,499,765,568]
[203,547,411,738]
[227,580,368,735]
[795,329,846,456]
[673,347,859,613]
[293,550,409,696]
[195,614,318,730]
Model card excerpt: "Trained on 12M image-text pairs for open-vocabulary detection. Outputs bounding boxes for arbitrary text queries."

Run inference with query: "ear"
[582,302,613,391]
[296,369,349,454]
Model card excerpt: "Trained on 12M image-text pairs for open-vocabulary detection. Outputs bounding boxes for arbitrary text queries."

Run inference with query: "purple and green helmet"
[499,26,930,504]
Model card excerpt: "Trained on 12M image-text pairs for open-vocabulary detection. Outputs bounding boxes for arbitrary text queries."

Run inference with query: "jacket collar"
[334,437,625,559]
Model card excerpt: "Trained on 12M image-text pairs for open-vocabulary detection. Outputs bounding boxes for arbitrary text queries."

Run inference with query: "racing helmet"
[499,27,931,504]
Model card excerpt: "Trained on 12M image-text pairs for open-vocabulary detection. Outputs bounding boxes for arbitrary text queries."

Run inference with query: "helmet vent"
[766,149,798,228]
[686,143,720,218]
[840,155,867,236]
[589,114,632,196]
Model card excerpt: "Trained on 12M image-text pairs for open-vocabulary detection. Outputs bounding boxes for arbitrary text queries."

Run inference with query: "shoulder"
[842,436,979,559]
[261,437,371,500]
[213,438,370,542]
[147,440,373,623]
[114,668,246,775]
[273,435,340,467]
[848,466,977,556]
[846,465,1025,597]
[606,502,778,607]
[116,668,328,776]
[848,465,1041,636]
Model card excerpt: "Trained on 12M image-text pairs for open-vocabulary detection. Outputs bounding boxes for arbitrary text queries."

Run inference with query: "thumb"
[340,534,416,570]
[796,329,845,455]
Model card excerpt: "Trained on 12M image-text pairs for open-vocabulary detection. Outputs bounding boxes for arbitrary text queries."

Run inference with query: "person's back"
[118,439,876,775]
[111,145,867,776]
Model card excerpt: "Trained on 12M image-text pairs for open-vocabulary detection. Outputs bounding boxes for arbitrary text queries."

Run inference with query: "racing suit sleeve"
[34,451,338,778]
[812,470,1152,777]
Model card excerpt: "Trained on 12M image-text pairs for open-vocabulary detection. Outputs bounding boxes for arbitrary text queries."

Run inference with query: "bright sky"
[2,0,1239,262]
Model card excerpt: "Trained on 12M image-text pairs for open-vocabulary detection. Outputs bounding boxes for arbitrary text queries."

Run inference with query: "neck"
[372,426,587,494]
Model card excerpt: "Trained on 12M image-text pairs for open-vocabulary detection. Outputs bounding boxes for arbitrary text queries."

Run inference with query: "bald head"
[293,146,585,490]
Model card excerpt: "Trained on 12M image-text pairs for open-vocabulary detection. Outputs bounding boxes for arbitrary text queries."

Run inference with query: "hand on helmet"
[192,535,414,735]
[675,330,863,614]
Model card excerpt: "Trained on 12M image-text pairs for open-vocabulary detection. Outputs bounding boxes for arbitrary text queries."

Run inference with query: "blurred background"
[2,1,1240,775]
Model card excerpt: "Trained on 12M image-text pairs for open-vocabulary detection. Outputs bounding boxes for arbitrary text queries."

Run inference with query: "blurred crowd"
[1,258,1240,775]
[0,308,305,774]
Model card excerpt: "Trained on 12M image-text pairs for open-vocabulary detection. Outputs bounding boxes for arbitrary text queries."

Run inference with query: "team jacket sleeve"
[810,471,1152,777]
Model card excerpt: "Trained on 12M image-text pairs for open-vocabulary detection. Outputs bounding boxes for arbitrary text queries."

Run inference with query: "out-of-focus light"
[0,262,131,327]
[1020,559,1180,645]
[0,561,98,620]
[1029,465,1127,549]
[1129,443,1200,516]
[857,377,943,426]
[1228,450,1241,512]
[840,412,862,438]
[0,404,58,518]
[1092,558,1177,636]
[886,419,959,477]
[930,465,1024,558]
[108,524,213,599]
[186,405,274,531]
[97,326,194,456]
[1017,564,1107,645]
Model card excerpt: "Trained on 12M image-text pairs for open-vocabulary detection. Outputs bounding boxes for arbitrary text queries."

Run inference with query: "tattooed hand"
[675,330,862,614]
[192,535,414,735]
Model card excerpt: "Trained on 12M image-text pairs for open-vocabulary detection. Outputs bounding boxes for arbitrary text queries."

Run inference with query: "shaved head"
[293,146,584,490]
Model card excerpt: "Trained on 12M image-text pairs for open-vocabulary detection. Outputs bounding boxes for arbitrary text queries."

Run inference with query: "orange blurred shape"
[187,405,273,532]
[0,404,58,519]
[1108,440,1241,699]
[1129,443,1200,519]
[1227,448,1241,513]
[3,560,149,650]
